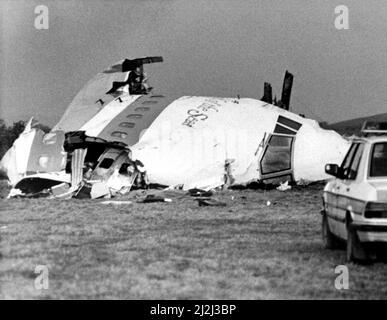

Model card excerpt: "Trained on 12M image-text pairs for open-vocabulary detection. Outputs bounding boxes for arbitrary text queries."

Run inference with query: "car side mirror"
[325,164,340,177]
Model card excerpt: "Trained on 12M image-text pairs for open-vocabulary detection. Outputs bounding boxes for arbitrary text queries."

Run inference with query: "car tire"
[346,223,368,263]
[322,213,340,249]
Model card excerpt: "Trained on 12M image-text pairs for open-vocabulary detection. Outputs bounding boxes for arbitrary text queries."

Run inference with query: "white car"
[322,127,387,262]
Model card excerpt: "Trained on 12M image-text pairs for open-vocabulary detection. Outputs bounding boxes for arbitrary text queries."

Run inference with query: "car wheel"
[322,213,340,249]
[346,223,368,263]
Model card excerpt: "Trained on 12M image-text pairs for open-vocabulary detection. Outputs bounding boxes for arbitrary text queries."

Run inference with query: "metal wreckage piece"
[1,56,351,198]
[8,130,149,199]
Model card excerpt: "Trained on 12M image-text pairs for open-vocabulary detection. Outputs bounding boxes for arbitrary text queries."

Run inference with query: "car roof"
[351,135,387,144]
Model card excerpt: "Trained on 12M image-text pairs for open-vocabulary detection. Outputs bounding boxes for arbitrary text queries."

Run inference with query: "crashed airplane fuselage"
[0,57,351,198]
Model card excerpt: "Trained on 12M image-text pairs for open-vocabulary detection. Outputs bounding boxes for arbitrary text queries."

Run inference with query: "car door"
[324,177,339,228]
[335,143,363,237]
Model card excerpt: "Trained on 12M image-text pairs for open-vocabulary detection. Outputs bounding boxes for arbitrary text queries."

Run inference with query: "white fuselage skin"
[1,95,351,192]
[130,96,350,190]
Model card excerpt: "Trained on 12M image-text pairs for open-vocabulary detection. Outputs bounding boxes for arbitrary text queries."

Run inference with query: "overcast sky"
[1,0,387,126]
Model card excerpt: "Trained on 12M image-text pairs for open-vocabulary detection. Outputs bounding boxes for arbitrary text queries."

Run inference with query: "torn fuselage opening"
[64,131,128,173]
[10,131,148,198]
[63,131,147,198]
[14,177,64,196]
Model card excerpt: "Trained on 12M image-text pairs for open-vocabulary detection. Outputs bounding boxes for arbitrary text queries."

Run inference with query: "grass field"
[0,180,386,300]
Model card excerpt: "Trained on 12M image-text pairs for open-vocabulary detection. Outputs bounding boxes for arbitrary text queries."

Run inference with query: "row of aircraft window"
[110,96,162,139]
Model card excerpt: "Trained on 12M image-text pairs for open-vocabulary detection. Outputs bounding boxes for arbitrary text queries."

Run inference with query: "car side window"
[370,143,387,177]
[339,143,364,180]
[347,143,364,180]
[340,143,358,172]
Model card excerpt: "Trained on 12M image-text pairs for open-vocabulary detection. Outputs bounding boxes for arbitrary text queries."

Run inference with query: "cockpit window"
[370,143,387,177]
[261,135,293,174]
[99,158,114,169]
[119,163,129,174]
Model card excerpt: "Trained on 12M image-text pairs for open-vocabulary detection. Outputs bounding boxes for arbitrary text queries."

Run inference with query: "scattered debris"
[139,194,172,203]
[188,188,213,198]
[276,181,291,191]
[296,179,313,186]
[223,159,235,189]
[51,183,70,197]
[188,187,228,207]
[265,200,278,206]
[101,200,133,206]
[197,198,227,207]
[90,182,111,199]
[7,188,23,199]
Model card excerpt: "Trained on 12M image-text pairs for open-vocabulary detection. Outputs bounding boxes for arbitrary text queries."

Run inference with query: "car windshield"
[369,142,387,177]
